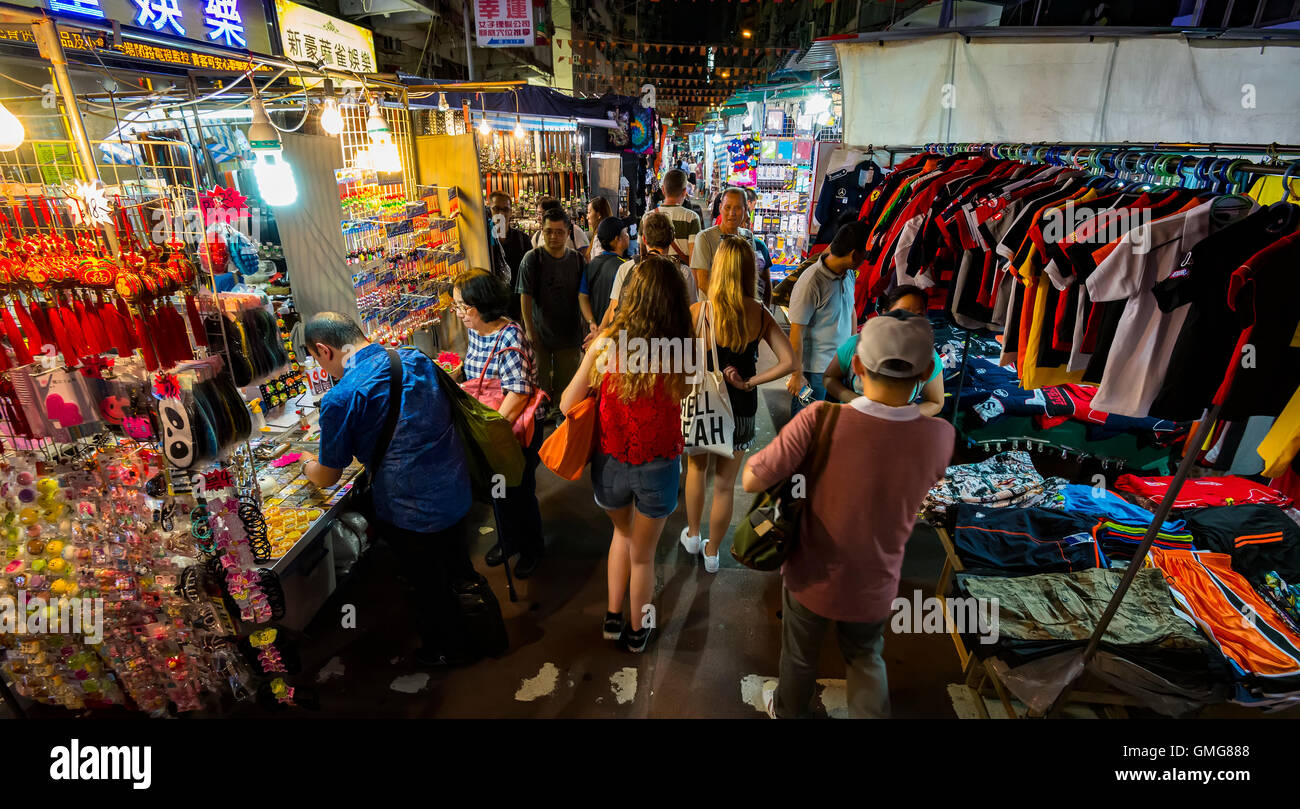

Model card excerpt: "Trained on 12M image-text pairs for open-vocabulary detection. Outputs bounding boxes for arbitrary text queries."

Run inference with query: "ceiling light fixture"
[248,87,298,207]
[319,78,343,137]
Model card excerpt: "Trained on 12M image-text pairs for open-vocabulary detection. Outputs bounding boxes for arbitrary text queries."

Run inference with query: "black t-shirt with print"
[1147,208,1282,421]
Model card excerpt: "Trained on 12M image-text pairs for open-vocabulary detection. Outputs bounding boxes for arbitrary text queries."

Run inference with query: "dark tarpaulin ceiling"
[397,75,637,119]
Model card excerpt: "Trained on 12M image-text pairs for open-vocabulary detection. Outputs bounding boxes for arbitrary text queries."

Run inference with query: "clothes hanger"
[1264,160,1300,234]
[1209,158,1254,226]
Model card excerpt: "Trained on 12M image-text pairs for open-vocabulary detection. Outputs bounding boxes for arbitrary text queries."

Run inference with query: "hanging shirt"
[1146,208,1291,421]
[1214,230,1300,421]
[812,160,881,245]
[1083,200,1216,417]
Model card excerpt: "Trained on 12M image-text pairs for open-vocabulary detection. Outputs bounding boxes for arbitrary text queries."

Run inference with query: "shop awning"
[399,77,637,122]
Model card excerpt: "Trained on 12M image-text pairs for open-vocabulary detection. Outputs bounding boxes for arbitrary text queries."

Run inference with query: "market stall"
[0,6,420,715]
[856,140,1300,717]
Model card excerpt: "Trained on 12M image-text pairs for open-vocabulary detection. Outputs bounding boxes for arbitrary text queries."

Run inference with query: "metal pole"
[463,0,476,82]
[185,75,222,185]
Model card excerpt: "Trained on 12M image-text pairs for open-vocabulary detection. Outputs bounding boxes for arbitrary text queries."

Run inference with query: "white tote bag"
[681,300,735,458]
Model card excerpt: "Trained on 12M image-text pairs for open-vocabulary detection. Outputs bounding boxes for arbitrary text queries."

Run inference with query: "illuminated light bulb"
[478,117,492,136]
[252,149,298,207]
[372,139,402,174]
[320,97,343,136]
[248,94,297,206]
[0,102,24,151]
[438,93,449,111]
[514,116,525,138]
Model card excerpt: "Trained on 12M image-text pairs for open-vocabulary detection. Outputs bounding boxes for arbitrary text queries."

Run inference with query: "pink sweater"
[747,399,954,623]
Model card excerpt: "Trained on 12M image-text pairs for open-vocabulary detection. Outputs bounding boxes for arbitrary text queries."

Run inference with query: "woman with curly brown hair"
[560,254,694,653]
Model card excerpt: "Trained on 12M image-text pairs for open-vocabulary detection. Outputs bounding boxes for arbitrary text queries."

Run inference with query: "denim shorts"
[591,452,680,519]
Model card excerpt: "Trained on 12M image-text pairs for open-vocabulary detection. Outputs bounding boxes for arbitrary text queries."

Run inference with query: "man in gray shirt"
[786,221,870,416]
[690,186,753,294]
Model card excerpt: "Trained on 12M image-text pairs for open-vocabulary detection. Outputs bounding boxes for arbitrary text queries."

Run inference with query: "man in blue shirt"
[298,312,477,667]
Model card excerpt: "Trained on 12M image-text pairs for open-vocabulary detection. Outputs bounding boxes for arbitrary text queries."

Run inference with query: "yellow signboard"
[274,0,375,75]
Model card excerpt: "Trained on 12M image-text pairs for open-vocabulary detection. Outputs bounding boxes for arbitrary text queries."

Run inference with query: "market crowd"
[295,168,955,719]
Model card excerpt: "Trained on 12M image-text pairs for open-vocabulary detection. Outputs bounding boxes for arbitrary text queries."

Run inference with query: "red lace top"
[598,374,684,464]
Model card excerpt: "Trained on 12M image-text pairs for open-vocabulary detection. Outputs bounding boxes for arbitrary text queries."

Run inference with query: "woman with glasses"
[453,270,545,579]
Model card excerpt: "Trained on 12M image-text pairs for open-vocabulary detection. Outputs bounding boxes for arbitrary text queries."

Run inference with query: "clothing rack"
[889,140,1300,717]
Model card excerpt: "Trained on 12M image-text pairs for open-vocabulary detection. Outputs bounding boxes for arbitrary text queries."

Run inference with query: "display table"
[251,392,362,630]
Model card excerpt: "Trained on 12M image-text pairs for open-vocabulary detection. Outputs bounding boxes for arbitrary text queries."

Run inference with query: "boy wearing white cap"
[744,310,955,718]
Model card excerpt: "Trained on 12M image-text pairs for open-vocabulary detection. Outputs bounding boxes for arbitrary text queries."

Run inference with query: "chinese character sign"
[43,0,270,52]
[205,0,245,47]
[475,0,533,48]
[274,0,377,73]
[46,0,105,19]
[134,0,186,36]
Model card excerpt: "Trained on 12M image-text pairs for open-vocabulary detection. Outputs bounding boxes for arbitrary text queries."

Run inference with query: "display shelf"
[338,171,465,345]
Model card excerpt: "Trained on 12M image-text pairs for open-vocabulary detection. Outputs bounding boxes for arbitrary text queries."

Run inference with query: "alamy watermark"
[890,589,1000,645]
[0,591,104,644]
[148,205,262,249]
[592,331,705,377]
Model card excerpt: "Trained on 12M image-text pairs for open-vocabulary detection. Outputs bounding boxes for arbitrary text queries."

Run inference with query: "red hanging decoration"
[11,299,42,357]
[0,306,33,366]
[132,313,158,372]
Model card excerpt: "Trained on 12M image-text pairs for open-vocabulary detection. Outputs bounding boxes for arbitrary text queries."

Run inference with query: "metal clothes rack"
[900,140,1300,717]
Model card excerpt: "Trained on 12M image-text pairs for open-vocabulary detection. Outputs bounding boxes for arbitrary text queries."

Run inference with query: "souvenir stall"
[0,120,318,717]
[862,141,1300,717]
[0,9,423,714]
[476,117,587,234]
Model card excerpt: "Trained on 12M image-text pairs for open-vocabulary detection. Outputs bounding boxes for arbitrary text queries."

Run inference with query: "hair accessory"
[257,568,286,621]
[238,495,270,562]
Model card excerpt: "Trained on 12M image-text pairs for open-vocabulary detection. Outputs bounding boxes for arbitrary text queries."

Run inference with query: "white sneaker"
[761,680,778,719]
[679,526,702,555]
[702,542,720,573]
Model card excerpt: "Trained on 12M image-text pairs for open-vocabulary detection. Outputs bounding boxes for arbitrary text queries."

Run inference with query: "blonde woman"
[681,235,797,572]
[561,255,694,652]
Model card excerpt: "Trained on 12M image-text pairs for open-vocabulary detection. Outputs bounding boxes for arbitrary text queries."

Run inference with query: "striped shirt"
[656,204,702,263]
